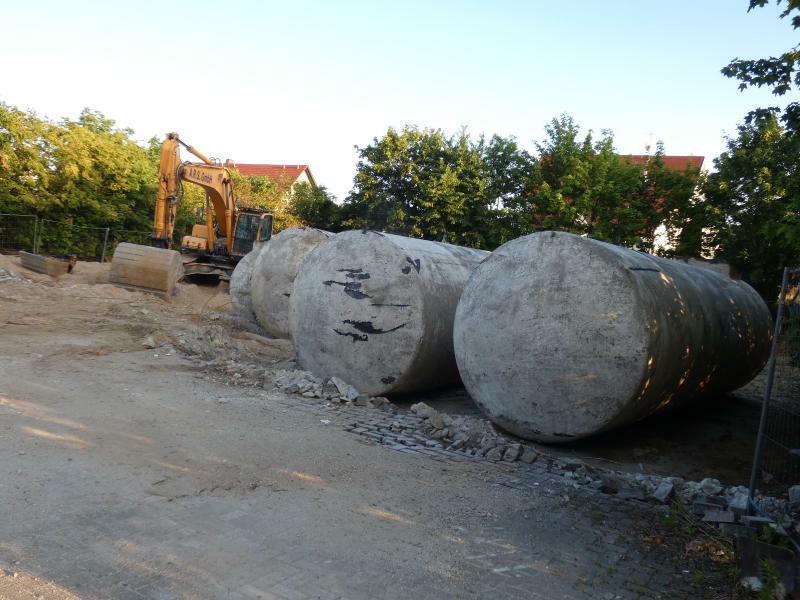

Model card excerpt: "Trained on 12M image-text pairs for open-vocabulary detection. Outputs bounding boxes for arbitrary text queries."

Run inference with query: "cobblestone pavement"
[0,338,707,599]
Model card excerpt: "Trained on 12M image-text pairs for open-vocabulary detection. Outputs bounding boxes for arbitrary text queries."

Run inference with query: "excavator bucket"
[109,243,184,296]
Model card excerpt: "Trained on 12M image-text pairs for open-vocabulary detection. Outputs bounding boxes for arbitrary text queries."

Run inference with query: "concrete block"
[741,516,775,529]
[651,481,674,503]
[702,510,736,524]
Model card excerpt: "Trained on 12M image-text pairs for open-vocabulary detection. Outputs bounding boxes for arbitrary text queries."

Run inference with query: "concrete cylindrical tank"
[453,231,772,443]
[290,230,489,396]
[251,227,333,339]
[229,242,267,327]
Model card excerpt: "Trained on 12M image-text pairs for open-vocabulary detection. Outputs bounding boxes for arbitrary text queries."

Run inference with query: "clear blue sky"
[2,0,796,200]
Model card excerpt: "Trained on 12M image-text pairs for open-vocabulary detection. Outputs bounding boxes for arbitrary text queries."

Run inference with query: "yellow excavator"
[110,133,273,293]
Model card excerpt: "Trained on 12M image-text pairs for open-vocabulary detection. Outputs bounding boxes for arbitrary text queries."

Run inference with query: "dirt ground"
[0,255,789,599]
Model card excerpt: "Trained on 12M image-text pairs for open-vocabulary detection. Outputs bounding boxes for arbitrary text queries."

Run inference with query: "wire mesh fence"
[0,213,37,253]
[35,219,111,261]
[748,267,800,528]
[0,213,152,262]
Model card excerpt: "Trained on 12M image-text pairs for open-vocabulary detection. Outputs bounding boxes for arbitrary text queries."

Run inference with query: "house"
[225,162,317,191]
[622,155,705,172]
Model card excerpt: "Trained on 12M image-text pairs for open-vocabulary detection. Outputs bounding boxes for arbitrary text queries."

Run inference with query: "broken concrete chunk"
[702,510,736,524]
[699,478,723,496]
[729,492,750,515]
[330,376,350,397]
[410,402,437,418]
[789,485,800,507]
[519,448,538,464]
[651,481,674,503]
[428,413,446,430]
[485,447,504,461]
[502,445,521,462]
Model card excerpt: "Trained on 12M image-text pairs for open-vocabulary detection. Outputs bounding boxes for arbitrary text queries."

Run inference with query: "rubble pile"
[270,369,394,410]
[0,266,29,284]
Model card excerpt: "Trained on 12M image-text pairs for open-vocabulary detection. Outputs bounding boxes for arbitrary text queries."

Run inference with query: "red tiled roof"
[232,164,316,186]
[622,155,704,171]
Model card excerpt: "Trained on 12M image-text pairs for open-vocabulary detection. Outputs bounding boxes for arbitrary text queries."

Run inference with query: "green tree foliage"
[0,104,157,254]
[701,110,800,295]
[289,182,341,230]
[344,120,701,251]
[342,126,531,249]
[709,1,800,294]
[522,116,702,252]
[723,1,800,96]
[723,0,800,133]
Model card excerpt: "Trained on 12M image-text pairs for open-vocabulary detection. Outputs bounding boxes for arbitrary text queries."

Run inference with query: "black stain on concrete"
[322,280,371,299]
[404,257,421,273]
[371,303,411,308]
[342,320,406,334]
[381,376,396,384]
[333,329,368,342]
[337,268,371,280]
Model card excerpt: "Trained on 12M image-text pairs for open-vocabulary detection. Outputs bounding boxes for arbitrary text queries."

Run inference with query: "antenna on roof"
[644,132,653,156]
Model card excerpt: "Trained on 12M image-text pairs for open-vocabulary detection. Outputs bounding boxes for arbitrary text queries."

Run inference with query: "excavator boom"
[111,133,273,294]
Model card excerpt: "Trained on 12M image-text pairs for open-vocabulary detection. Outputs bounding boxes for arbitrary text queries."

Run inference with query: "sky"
[2,0,797,201]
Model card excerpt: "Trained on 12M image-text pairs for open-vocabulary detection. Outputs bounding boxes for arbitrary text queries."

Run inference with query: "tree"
[518,115,701,252]
[0,105,158,255]
[701,110,800,295]
[289,183,341,230]
[342,126,530,249]
[711,1,800,294]
[722,0,800,130]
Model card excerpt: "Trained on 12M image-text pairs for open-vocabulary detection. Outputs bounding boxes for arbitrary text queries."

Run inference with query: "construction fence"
[0,213,152,262]
[748,267,800,537]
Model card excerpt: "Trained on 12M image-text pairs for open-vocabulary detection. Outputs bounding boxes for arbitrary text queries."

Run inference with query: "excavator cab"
[232,211,273,256]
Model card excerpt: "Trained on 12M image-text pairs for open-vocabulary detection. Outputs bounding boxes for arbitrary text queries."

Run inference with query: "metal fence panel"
[0,214,37,253]
[748,267,800,536]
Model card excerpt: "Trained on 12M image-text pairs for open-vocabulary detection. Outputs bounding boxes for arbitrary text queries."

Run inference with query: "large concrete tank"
[251,227,333,339]
[229,242,267,328]
[290,230,489,395]
[453,231,772,443]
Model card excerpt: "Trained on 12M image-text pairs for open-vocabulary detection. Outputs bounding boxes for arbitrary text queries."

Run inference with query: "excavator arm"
[111,133,273,294]
[152,133,236,253]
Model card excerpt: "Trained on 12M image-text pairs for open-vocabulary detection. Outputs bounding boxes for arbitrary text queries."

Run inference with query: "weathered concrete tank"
[453,231,772,443]
[229,242,267,328]
[290,230,489,395]
[251,227,333,339]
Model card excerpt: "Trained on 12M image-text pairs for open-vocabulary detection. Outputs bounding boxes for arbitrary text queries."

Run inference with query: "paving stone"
[702,510,736,523]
